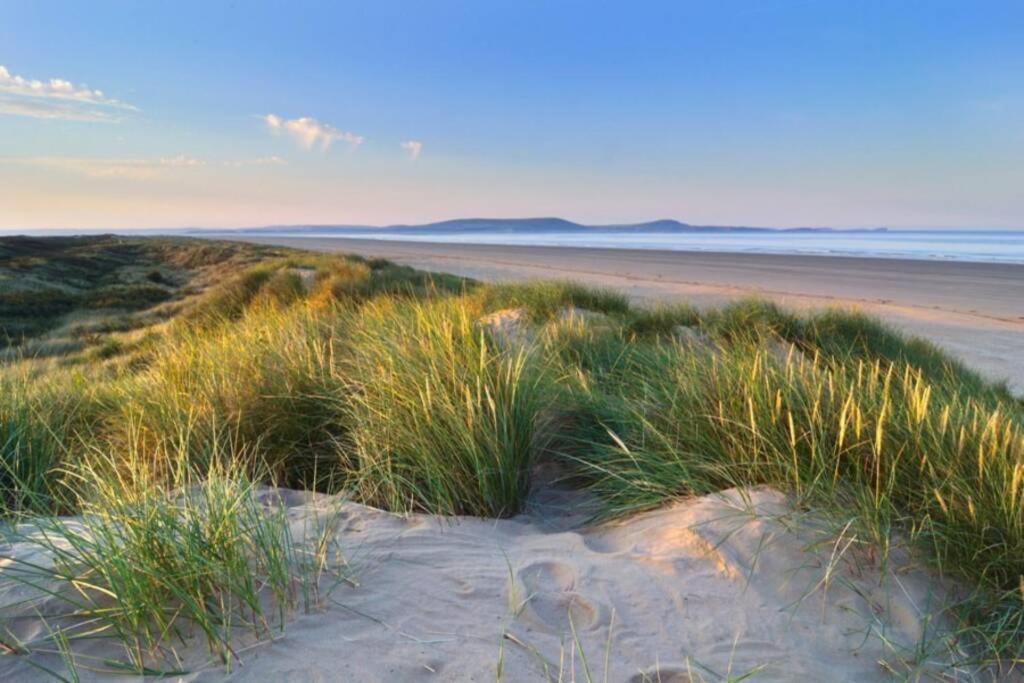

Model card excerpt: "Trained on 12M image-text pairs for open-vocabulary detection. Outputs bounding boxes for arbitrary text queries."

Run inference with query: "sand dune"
[3,240,1013,680]
[1,487,968,681]
[228,237,1024,395]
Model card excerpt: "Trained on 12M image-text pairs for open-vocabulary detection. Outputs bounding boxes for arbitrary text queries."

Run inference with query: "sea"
[259,229,1024,265]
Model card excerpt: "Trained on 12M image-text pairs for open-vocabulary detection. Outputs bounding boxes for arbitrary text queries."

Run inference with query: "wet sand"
[226,236,1024,394]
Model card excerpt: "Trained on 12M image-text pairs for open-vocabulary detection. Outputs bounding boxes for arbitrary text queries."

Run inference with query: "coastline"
[224,236,1024,394]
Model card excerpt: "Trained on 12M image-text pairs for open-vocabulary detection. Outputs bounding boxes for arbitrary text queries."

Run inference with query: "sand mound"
[0,486,971,681]
[477,305,613,351]
[478,307,533,349]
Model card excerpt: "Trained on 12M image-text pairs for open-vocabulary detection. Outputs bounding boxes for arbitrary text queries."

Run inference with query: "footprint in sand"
[514,560,608,633]
[448,573,481,598]
[580,530,622,554]
[519,560,577,593]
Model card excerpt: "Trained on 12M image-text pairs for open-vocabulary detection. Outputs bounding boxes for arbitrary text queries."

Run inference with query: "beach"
[230,237,1024,394]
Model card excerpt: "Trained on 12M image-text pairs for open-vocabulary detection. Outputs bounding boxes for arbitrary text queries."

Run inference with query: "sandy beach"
[229,237,1024,395]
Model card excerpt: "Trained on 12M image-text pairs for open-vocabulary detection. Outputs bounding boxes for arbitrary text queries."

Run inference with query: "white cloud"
[0,64,136,122]
[0,98,119,122]
[159,155,206,168]
[400,140,423,160]
[264,114,363,151]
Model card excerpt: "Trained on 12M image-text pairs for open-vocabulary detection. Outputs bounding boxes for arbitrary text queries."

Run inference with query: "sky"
[1,1,1023,230]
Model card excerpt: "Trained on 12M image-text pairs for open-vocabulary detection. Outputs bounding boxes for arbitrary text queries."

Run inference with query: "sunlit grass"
[1,237,1023,671]
[341,296,552,516]
[551,328,1024,667]
[1,447,343,675]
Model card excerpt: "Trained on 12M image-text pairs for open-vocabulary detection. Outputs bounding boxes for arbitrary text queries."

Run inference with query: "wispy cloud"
[5,155,204,180]
[400,140,423,160]
[0,65,136,122]
[3,154,288,180]
[223,155,288,168]
[0,98,120,122]
[263,114,363,151]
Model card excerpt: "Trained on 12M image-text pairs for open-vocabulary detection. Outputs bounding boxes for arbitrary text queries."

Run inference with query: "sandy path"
[225,237,1024,395]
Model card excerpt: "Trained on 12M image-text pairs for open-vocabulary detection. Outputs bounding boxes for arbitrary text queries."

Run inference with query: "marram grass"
[560,336,1024,582]
[1,237,1023,673]
[341,296,552,517]
[1,446,343,675]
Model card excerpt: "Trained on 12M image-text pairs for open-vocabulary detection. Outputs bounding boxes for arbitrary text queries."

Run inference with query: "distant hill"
[215,217,888,236]
[388,217,585,233]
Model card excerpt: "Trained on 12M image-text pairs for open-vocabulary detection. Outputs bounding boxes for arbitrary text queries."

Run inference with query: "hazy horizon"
[3,2,1023,231]
[4,217,1024,235]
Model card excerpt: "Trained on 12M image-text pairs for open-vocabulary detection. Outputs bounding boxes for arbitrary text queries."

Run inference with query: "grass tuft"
[1,448,342,675]
[342,296,552,516]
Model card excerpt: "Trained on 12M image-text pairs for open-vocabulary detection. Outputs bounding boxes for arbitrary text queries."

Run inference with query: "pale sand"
[0,487,967,681]
[230,237,1024,395]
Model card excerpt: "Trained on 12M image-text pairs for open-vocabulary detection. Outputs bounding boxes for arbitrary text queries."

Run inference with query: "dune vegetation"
[1,235,1022,676]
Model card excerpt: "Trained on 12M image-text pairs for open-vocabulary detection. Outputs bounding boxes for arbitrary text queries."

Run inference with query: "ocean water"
[272,229,1024,265]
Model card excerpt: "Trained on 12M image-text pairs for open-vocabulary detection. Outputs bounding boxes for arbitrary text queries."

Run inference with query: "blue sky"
[1,1,1022,229]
